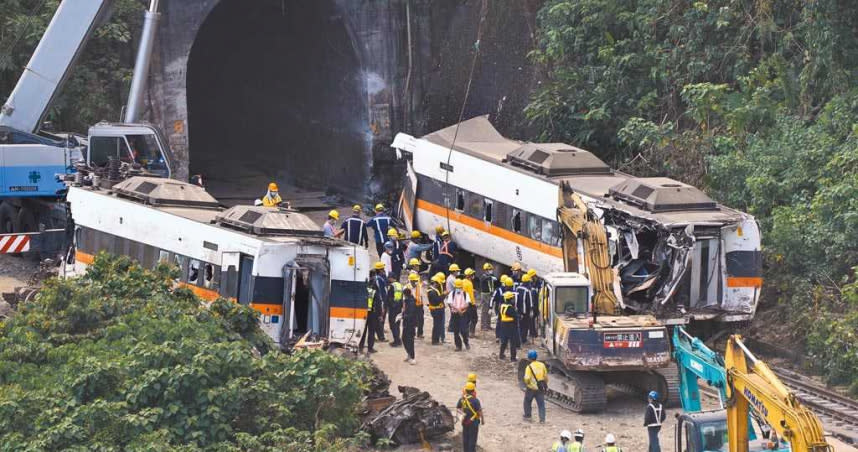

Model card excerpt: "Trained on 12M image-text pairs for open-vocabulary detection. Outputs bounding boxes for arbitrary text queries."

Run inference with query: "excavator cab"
[87,122,172,178]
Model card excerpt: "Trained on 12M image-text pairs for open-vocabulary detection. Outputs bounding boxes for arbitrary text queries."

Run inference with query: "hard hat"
[411,230,421,239]
[605,433,616,444]
[464,268,475,276]
[482,262,494,271]
[511,262,522,271]
[374,261,386,270]
[384,241,394,250]
[328,210,340,220]
[387,227,398,237]
[466,373,477,383]
[521,274,532,283]
[527,349,538,360]
[268,182,278,191]
[502,276,514,287]
[375,203,384,212]
[441,231,450,237]
[574,429,584,439]
[453,279,463,288]
[352,204,361,212]
[254,199,263,206]
[435,225,445,233]
[527,268,537,277]
[408,272,420,282]
[648,390,659,400]
[432,272,447,284]
[464,382,476,392]
[409,258,420,266]
[560,430,573,440]
[449,263,460,272]
[503,291,515,300]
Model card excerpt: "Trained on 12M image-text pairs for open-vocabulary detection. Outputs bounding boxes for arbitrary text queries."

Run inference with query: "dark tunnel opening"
[187,0,369,200]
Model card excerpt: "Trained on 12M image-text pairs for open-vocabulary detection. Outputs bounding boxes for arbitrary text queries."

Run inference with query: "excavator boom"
[725,335,832,452]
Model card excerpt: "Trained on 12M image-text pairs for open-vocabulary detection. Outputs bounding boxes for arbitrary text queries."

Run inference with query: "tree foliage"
[0,254,370,450]
[529,0,858,389]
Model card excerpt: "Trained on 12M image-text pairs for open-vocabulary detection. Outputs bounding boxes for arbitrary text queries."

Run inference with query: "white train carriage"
[393,116,762,323]
[65,177,370,347]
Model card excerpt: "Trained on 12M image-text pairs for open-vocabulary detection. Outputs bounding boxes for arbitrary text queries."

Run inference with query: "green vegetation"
[0,254,370,450]
[528,0,858,392]
[0,0,143,131]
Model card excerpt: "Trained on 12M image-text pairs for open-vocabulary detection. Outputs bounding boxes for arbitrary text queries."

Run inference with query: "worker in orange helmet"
[261,182,283,207]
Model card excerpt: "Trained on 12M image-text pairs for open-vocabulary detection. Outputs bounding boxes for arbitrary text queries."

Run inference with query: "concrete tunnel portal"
[187,0,370,201]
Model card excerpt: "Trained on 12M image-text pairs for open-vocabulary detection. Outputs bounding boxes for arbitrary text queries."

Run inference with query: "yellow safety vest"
[391,282,403,302]
[460,395,479,421]
[602,446,621,452]
[367,288,376,311]
[428,287,444,310]
[569,443,583,452]
[500,303,514,322]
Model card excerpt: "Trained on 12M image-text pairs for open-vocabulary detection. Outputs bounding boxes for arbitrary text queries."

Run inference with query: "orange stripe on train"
[415,199,564,258]
[726,277,763,288]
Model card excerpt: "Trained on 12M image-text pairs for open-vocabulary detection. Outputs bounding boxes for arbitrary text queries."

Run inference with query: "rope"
[442,0,489,233]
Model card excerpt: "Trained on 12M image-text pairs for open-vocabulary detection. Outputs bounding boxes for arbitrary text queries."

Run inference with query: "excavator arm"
[557,191,618,315]
[673,326,728,411]
[725,335,832,452]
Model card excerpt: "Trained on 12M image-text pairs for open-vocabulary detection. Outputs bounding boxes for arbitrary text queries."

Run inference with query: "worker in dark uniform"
[498,291,519,361]
[428,272,447,345]
[386,274,404,347]
[407,270,426,337]
[359,277,383,354]
[430,225,445,265]
[372,262,388,342]
[341,205,369,248]
[401,284,419,364]
[493,276,513,341]
[517,274,534,344]
[387,228,405,281]
[367,204,391,257]
[644,390,665,452]
[456,382,483,452]
[478,263,498,331]
[433,231,457,275]
[510,262,523,283]
[527,269,542,336]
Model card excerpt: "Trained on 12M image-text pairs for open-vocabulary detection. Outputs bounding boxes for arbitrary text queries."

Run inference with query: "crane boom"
[0,0,113,133]
[725,335,832,452]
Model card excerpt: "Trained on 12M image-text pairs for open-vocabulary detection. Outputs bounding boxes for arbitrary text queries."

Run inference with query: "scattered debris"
[363,385,454,446]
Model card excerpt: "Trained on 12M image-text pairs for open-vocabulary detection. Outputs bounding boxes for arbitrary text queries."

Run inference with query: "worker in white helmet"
[552,430,573,452]
[601,433,622,452]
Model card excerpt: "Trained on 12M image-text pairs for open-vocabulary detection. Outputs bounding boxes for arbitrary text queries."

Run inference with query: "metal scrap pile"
[363,385,454,446]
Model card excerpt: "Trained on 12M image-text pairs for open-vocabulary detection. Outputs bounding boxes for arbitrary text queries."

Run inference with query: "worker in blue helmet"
[644,390,666,451]
[522,349,548,423]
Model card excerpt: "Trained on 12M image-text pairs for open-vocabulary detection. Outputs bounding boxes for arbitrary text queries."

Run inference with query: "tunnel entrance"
[187,0,369,200]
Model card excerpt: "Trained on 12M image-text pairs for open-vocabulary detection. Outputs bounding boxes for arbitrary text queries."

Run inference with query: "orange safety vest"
[412,282,424,306]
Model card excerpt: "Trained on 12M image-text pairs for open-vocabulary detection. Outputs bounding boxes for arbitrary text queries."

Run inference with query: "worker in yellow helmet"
[456,381,483,452]
[446,263,461,293]
[367,203,391,257]
[405,230,433,271]
[407,271,426,338]
[492,275,513,341]
[341,205,369,248]
[463,268,478,337]
[359,261,388,354]
[498,291,519,361]
[463,373,478,396]
[447,278,471,351]
[322,210,343,238]
[428,272,447,345]
[478,263,498,332]
[261,182,283,207]
[517,273,534,344]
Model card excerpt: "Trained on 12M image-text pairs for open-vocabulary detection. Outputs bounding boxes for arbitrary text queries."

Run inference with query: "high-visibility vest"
[391,282,403,302]
[602,446,621,452]
[367,288,376,311]
[646,403,663,427]
[412,282,424,306]
[500,303,515,322]
[569,442,583,452]
[262,193,282,207]
[460,395,480,421]
[428,287,444,310]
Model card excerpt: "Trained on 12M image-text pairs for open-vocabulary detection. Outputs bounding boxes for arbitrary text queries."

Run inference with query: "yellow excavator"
[723,335,832,452]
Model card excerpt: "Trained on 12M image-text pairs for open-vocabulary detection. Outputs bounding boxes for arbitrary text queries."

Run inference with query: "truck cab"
[87,122,172,178]
[675,411,786,452]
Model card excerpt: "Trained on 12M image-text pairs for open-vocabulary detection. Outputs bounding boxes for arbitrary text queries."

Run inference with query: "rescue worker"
[602,434,622,452]
[478,263,498,331]
[527,269,541,336]
[371,263,388,342]
[408,257,422,275]
[447,278,471,351]
[401,283,419,364]
[387,228,405,280]
[405,230,434,266]
[386,274,404,347]
[434,231,457,274]
[516,274,534,344]
[261,182,283,207]
[323,210,341,238]
[428,272,447,345]
[456,382,483,452]
[462,268,478,336]
[341,205,369,248]
[644,391,665,452]
[408,270,425,337]
[553,430,573,452]
[498,291,519,361]
[446,264,461,293]
[430,225,445,264]
[381,242,395,278]
[510,262,523,283]
[358,274,384,354]
[464,373,478,396]
[571,429,585,451]
[522,349,548,423]
[367,204,391,257]
[493,276,513,340]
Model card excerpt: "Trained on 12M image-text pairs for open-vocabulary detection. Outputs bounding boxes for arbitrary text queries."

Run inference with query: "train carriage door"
[282,258,330,344]
[397,162,418,231]
[690,238,720,309]
[237,254,254,305]
[219,252,241,299]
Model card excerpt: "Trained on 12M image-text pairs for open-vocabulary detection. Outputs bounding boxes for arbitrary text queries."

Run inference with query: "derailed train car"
[393,116,761,324]
[64,176,371,347]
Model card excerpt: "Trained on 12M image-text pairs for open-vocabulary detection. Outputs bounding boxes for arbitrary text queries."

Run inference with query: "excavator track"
[517,360,607,413]
[655,365,682,408]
